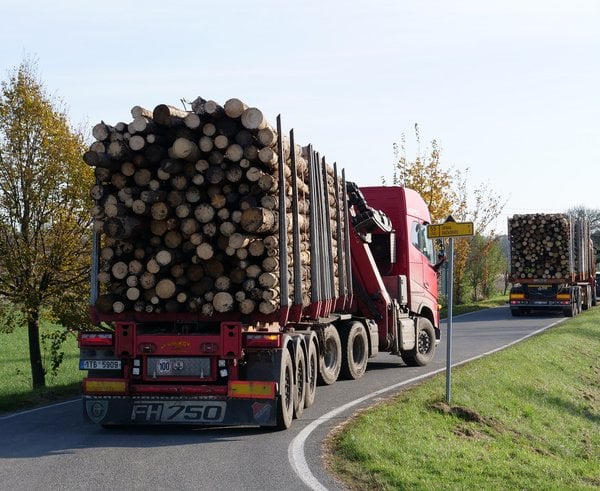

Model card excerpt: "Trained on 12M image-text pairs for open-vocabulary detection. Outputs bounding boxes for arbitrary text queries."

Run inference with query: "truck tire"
[400,318,436,367]
[340,322,369,380]
[276,348,294,430]
[293,344,306,419]
[304,337,318,408]
[318,324,342,385]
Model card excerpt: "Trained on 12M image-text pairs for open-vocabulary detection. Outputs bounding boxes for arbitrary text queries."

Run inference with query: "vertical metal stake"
[446,237,454,404]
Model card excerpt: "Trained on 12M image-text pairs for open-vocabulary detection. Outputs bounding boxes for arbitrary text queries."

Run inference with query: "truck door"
[409,220,438,313]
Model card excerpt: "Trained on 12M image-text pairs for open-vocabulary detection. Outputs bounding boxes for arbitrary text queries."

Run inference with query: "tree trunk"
[28,310,46,388]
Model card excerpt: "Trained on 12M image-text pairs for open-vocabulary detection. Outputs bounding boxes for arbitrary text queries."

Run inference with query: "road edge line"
[0,398,80,421]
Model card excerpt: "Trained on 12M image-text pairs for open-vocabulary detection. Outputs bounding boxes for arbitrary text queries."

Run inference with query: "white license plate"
[80,359,122,370]
[156,359,185,376]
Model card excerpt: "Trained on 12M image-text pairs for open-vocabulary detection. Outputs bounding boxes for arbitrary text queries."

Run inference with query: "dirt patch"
[452,424,489,440]
[430,401,486,423]
[430,401,509,437]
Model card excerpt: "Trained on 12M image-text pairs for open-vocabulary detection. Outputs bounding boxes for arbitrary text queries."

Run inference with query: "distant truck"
[79,99,443,429]
[508,213,596,317]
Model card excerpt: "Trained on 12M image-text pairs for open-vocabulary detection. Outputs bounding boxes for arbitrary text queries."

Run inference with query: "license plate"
[156,358,184,375]
[533,301,548,305]
[80,359,122,370]
[147,357,210,378]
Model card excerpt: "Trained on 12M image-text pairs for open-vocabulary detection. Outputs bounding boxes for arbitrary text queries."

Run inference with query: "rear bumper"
[83,395,278,427]
[510,300,568,310]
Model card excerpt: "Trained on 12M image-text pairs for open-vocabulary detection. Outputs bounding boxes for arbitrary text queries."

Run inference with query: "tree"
[466,234,507,301]
[0,59,94,388]
[567,206,600,263]
[451,171,506,303]
[567,206,600,231]
[389,125,506,304]
[389,124,458,223]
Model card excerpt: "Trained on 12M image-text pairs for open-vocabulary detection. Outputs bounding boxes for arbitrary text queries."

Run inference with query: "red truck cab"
[347,185,441,363]
[360,186,440,328]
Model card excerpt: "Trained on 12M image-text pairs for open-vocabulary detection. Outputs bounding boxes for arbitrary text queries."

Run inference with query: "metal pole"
[446,237,454,404]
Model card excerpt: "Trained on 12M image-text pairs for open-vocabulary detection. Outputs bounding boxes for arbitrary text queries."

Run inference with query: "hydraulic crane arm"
[346,181,392,240]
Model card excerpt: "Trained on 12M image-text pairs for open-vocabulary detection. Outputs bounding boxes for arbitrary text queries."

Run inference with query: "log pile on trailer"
[84,97,348,317]
[508,213,574,281]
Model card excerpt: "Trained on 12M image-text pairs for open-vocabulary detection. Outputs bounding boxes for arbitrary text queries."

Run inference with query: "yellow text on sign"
[427,221,474,238]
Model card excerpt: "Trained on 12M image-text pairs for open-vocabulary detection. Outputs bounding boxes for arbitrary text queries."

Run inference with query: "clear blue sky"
[2,0,598,234]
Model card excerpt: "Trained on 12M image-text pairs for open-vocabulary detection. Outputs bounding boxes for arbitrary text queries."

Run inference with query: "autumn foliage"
[0,59,94,387]
[389,125,506,304]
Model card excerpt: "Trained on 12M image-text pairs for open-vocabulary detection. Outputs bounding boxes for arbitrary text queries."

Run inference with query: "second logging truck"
[508,213,596,317]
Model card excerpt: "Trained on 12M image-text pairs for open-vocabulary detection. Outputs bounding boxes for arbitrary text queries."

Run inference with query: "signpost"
[427,216,474,404]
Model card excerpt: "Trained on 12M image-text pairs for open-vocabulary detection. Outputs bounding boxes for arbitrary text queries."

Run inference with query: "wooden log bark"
[172,137,200,162]
[153,104,188,126]
[224,98,248,119]
[87,95,346,317]
[131,106,153,119]
[156,278,177,299]
[240,208,277,233]
[508,214,572,280]
[241,107,268,130]
[213,291,234,312]
[92,122,114,141]
[104,216,142,239]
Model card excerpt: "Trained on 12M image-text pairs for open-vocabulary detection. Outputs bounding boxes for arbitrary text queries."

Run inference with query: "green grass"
[326,307,600,490]
[441,293,508,318]
[0,324,84,414]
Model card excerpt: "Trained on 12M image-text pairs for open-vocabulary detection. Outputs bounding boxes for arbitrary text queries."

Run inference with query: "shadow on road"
[0,404,274,459]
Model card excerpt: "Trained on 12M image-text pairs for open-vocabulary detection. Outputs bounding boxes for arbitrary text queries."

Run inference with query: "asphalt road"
[0,306,566,491]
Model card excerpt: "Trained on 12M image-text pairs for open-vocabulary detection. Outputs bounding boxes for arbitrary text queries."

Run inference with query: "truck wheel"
[293,345,306,419]
[304,338,318,408]
[401,318,436,367]
[510,309,522,317]
[276,348,294,430]
[340,322,369,380]
[563,304,575,317]
[318,324,342,385]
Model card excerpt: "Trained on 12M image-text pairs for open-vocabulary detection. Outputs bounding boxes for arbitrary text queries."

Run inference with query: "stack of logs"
[85,97,344,316]
[508,213,573,280]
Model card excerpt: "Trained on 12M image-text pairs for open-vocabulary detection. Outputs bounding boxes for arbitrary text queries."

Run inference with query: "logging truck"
[79,98,442,429]
[508,213,596,317]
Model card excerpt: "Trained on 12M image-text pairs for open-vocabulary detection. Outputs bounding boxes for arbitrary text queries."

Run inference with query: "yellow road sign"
[427,221,474,238]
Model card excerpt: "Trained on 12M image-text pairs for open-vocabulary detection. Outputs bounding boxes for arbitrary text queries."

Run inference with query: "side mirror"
[433,250,446,273]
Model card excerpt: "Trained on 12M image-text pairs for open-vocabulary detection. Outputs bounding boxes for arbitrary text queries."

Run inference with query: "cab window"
[411,222,436,264]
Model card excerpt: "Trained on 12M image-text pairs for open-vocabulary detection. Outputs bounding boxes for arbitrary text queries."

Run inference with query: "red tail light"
[79,332,114,347]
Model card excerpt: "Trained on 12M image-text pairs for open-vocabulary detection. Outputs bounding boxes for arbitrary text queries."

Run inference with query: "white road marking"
[288,318,565,490]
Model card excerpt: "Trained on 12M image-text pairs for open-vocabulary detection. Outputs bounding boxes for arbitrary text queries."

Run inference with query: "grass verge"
[326,307,600,490]
[0,325,84,414]
[441,294,508,318]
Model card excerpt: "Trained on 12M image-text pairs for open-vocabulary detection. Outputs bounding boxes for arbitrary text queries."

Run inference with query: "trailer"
[79,98,443,429]
[508,213,596,317]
